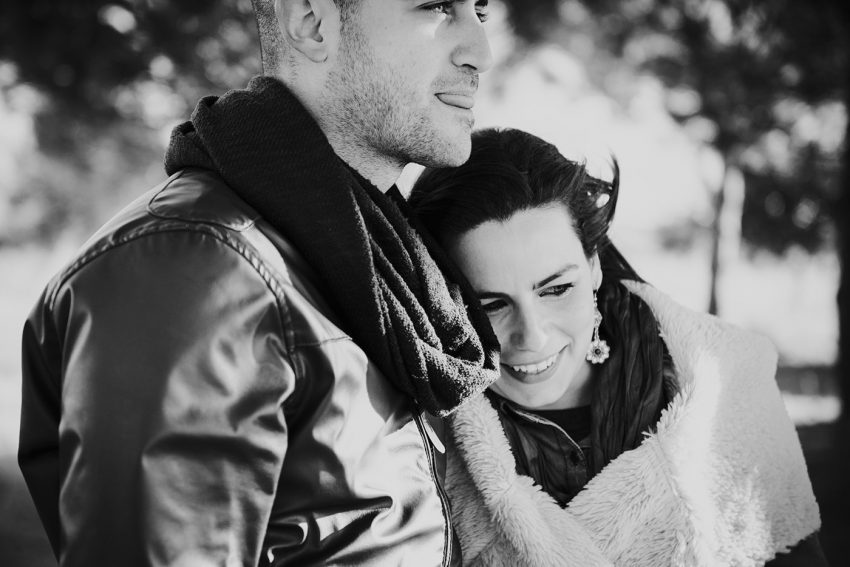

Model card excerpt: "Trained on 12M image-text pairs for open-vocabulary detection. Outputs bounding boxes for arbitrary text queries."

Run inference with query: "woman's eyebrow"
[474,264,579,298]
[476,291,506,300]
[533,264,578,290]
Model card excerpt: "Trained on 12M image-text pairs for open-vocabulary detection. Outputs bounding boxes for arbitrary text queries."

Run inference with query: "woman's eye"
[540,284,573,298]
[481,299,507,314]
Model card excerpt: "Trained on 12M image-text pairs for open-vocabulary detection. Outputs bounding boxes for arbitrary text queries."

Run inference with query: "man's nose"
[451,11,494,74]
[511,306,548,352]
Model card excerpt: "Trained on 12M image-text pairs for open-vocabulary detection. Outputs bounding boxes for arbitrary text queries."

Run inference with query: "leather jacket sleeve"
[19,228,296,566]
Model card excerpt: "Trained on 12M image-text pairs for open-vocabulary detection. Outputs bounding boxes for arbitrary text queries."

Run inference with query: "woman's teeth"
[509,353,558,375]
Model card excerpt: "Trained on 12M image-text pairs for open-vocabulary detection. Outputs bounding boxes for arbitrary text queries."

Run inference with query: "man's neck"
[323,133,403,193]
[281,74,403,192]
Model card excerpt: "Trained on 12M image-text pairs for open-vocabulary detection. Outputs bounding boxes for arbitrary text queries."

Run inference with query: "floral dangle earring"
[586,291,610,364]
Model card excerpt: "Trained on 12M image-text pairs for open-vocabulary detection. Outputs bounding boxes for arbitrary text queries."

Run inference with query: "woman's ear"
[590,252,602,290]
[277,0,340,63]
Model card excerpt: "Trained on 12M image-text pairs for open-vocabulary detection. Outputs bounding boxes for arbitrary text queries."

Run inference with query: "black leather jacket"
[19,168,453,566]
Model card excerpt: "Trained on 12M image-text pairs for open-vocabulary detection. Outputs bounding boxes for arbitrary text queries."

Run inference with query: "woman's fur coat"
[447,281,821,566]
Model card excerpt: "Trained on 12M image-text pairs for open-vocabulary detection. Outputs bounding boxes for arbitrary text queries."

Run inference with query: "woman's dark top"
[486,391,594,507]
[532,406,593,444]
[485,347,677,507]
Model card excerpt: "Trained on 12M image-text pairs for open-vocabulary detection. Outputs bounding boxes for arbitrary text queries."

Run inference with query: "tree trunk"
[707,161,744,316]
[707,172,724,316]
[837,0,850,425]
[839,87,850,424]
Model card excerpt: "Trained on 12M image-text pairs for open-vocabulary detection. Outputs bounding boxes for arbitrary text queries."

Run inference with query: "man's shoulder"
[43,168,291,302]
[37,167,352,344]
[83,166,275,255]
[145,167,260,232]
[92,167,260,240]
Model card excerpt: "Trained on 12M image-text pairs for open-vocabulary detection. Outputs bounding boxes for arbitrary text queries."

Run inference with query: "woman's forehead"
[450,206,586,288]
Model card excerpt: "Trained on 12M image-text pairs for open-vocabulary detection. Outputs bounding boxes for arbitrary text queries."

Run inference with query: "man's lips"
[436,92,475,109]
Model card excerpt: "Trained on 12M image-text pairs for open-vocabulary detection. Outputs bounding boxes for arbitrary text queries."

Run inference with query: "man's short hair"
[252,0,359,74]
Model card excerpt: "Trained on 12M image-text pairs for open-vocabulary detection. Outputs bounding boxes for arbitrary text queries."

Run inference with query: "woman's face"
[450,205,601,409]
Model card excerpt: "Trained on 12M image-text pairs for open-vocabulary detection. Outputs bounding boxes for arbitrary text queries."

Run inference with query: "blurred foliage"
[500,0,847,255]
[0,0,847,255]
[0,0,258,119]
[0,0,260,244]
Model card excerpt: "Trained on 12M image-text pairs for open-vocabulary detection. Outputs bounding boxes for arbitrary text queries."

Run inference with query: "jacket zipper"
[506,406,586,457]
[413,410,452,567]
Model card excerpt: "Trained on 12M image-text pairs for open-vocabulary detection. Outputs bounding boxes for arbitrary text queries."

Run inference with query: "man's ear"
[277,0,339,63]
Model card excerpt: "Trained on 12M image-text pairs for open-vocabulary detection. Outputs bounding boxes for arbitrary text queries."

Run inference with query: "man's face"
[324,0,493,168]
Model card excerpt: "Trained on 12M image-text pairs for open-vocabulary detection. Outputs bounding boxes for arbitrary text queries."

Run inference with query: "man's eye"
[540,284,573,298]
[475,0,489,22]
[481,299,507,314]
[423,1,453,16]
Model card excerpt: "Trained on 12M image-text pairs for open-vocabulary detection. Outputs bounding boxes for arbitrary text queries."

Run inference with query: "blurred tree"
[498,0,845,312]
[3,0,842,259]
[0,0,257,115]
[0,0,260,243]
[834,0,850,426]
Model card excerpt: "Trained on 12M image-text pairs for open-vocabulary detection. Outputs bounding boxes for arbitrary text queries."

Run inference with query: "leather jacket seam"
[45,223,299,375]
[146,169,259,232]
[290,334,352,349]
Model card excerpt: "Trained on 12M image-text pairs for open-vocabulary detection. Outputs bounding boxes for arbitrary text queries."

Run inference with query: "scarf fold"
[164,76,500,416]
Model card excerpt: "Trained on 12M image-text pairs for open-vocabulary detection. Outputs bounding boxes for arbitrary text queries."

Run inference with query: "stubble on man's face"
[325,16,475,169]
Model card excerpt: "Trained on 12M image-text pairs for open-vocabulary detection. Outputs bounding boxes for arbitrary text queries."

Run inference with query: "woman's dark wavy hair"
[409,128,671,477]
[409,127,639,283]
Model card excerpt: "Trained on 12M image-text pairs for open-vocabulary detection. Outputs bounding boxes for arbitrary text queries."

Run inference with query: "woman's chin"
[492,356,591,409]
[491,378,568,410]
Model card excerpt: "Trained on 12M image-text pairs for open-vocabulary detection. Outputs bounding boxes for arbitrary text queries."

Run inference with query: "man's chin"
[416,134,472,168]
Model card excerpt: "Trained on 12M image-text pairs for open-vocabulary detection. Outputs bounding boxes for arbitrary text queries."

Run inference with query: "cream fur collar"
[447,282,820,566]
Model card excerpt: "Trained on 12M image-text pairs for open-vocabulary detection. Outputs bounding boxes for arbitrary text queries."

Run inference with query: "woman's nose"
[510,306,548,352]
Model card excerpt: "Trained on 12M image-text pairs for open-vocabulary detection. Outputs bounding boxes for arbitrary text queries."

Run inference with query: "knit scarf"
[164,75,501,416]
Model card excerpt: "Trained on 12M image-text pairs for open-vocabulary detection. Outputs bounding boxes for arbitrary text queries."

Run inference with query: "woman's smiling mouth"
[502,346,568,383]
[508,352,558,374]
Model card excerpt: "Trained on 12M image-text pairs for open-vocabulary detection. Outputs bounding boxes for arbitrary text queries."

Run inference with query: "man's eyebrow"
[474,264,579,299]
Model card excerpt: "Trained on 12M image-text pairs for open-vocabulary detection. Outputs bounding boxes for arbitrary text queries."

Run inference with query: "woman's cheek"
[560,292,594,337]
[489,317,511,352]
